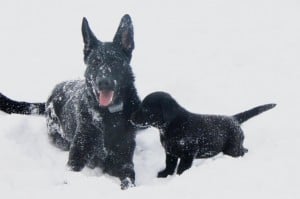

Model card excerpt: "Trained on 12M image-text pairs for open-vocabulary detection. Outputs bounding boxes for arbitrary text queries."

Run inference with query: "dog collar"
[108,101,124,113]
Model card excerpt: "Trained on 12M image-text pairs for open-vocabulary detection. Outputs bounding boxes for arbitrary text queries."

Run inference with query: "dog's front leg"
[107,141,136,190]
[157,153,178,178]
[119,163,136,190]
[107,155,135,190]
[67,127,96,171]
[118,151,136,190]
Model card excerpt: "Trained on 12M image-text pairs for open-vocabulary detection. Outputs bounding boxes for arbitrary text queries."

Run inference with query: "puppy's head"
[131,92,179,128]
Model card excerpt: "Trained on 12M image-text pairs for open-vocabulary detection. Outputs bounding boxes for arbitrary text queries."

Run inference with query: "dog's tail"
[233,103,276,124]
[0,92,45,115]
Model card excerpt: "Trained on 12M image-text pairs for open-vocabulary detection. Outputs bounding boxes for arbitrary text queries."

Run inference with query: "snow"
[0,0,299,198]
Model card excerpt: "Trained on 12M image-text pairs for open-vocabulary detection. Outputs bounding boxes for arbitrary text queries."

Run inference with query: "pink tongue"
[99,91,114,107]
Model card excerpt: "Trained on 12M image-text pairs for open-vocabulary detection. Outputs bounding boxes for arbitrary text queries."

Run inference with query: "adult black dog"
[131,92,276,177]
[0,15,140,189]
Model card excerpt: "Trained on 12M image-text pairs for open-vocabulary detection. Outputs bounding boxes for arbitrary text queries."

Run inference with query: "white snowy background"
[0,0,299,198]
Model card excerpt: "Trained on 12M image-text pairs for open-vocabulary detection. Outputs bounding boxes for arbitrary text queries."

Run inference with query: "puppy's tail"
[0,92,45,115]
[233,103,276,124]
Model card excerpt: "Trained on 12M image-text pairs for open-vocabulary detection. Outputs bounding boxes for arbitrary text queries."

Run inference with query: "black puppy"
[131,92,276,177]
[0,15,140,189]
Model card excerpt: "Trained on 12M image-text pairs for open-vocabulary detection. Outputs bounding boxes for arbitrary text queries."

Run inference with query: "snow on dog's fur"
[0,15,141,190]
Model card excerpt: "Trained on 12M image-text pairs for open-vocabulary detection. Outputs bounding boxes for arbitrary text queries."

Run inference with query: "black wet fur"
[0,93,45,115]
[131,92,276,177]
[0,15,140,189]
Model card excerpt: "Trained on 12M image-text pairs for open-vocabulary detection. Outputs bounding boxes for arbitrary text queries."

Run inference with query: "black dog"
[131,92,276,177]
[0,15,141,189]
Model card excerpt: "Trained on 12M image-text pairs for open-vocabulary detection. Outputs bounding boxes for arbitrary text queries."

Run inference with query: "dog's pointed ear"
[113,14,135,60]
[82,17,99,58]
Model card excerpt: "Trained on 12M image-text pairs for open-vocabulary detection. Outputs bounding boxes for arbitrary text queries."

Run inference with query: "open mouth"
[98,90,114,107]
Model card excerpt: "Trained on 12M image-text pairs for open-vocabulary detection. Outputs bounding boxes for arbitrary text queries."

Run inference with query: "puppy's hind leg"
[223,129,248,157]
[176,155,195,175]
[157,154,178,178]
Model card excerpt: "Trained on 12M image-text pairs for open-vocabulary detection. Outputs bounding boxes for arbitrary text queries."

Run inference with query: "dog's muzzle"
[96,78,116,107]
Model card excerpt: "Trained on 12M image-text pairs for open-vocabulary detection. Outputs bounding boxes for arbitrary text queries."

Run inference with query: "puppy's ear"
[113,14,134,60]
[82,17,99,60]
[161,97,178,124]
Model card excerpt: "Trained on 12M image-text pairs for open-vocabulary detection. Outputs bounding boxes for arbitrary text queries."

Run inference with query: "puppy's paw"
[67,160,85,172]
[176,168,186,175]
[120,178,135,190]
[157,170,172,178]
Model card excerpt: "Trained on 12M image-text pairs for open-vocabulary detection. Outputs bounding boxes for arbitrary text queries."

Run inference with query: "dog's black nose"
[97,78,115,90]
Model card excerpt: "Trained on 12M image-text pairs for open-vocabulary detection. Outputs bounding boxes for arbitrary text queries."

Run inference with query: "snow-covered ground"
[0,0,299,198]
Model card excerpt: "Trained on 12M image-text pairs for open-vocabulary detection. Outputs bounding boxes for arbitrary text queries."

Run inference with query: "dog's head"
[82,15,135,109]
[131,92,179,128]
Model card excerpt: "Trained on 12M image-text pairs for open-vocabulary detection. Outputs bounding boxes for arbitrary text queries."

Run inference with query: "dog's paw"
[157,170,172,178]
[176,168,186,175]
[120,178,135,190]
[67,160,85,172]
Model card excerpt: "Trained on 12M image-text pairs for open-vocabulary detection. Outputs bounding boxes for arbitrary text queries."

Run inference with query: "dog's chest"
[159,129,167,148]
[91,109,129,142]
[88,108,103,125]
[87,107,126,135]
